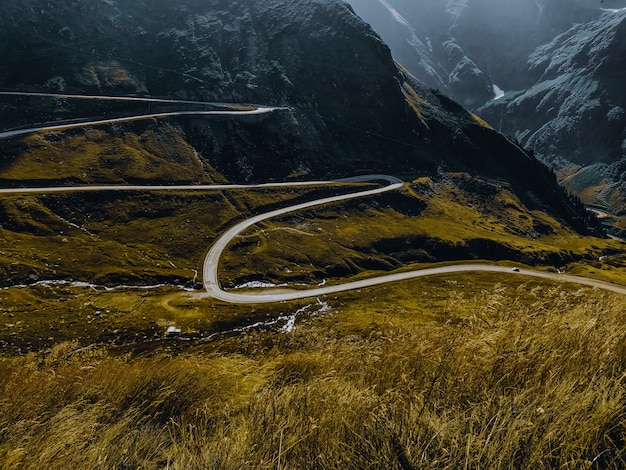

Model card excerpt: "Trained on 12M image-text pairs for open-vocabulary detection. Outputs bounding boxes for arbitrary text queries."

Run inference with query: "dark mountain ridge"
[480,8,626,162]
[479,9,626,213]
[347,0,626,226]
[348,0,626,108]
[0,0,594,232]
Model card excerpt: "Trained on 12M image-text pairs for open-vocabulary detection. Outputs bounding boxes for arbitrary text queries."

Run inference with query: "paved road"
[2,174,624,304]
[198,176,626,304]
[0,178,384,195]
[0,90,288,139]
[590,208,610,219]
[202,175,404,301]
[0,90,275,111]
[0,108,277,140]
[1,92,623,304]
[0,91,227,106]
[202,263,626,304]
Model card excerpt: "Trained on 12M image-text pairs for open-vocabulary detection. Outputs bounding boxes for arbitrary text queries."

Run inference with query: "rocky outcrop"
[479,9,626,209]
[479,9,626,162]
[0,0,594,231]
[347,0,626,109]
[347,0,626,211]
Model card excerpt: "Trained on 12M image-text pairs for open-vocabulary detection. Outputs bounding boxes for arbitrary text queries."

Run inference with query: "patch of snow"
[166,326,181,336]
[115,283,173,291]
[281,314,297,333]
[602,7,626,13]
[281,304,312,333]
[198,299,334,344]
[378,0,434,66]
[234,280,287,289]
[378,0,411,28]
[281,301,332,333]
[316,298,332,314]
[228,312,294,335]
[493,84,505,100]
[0,280,100,291]
[446,0,469,26]
[178,285,199,292]
[2,280,197,292]
[376,0,444,85]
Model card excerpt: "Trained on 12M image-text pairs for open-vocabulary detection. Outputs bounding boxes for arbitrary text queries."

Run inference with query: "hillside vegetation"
[2,165,626,468]
[220,172,620,288]
[2,276,626,469]
[1,1,625,468]
[2,170,625,353]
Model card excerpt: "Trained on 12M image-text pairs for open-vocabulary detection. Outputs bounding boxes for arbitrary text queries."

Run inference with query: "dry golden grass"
[0,126,215,184]
[470,113,494,130]
[2,282,626,469]
[402,82,428,123]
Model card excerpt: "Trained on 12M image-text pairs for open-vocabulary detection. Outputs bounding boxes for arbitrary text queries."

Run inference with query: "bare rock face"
[347,0,626,108]
[479,9,626,209]
[346,0,626,208]
[480,9,626,163]
[0,0,594,231]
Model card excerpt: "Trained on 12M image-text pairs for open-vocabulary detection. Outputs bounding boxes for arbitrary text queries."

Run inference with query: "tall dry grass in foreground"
[2,284,626,469]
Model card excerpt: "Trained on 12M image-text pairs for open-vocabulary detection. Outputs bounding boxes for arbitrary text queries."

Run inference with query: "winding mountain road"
[0,108,277,140]
[0,91,283,139]
[2,174,625,304]
[199,177,626,303]
[0,180,344,195]
[205,263,626,304]
[0,90,255,107]
[1,91,625,304]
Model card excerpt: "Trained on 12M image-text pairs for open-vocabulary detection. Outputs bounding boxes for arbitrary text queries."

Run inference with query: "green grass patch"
[0,124,219,184]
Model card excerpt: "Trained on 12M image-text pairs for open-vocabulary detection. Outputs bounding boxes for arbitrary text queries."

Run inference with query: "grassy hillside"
[220,173,622,288]
[1,1,625,466]
[1,163,625,351]
[0,80,623,470]
[0,123,221,185]
[2,275,626,469]
[2,149,626,469]
[2,157,626,468]
[559,164,626,239]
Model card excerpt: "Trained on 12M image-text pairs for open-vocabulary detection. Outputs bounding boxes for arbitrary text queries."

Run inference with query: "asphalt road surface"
[0,90,286,139]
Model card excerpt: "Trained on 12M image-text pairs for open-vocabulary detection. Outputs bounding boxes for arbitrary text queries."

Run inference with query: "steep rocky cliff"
[478,8,626,215]
[348,0,626,109]
[0,0,592,231]
[479,8,626,156]
[347,0,626,220]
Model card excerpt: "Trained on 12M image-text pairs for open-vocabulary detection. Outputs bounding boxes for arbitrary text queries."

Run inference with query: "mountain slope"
[347,0,626,109]
[347,0,626,229]
[480,9,626,163]
[0,0,594,233]
[479,9,626,218]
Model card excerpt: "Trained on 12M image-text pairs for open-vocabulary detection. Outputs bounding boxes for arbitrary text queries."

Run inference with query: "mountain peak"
[0,0,596,233]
